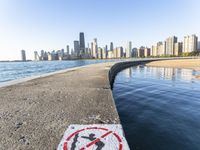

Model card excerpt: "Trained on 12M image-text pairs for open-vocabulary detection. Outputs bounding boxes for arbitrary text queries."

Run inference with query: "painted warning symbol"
[57,124,130,150]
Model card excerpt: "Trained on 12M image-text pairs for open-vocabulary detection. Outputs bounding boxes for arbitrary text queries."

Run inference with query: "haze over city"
[0,0,200,60]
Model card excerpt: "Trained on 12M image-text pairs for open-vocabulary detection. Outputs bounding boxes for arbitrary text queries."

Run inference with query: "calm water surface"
[0,60,117,84]
[113,65,200,150]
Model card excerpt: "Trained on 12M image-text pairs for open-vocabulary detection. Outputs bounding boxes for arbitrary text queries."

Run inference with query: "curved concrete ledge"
[0,58,177,149]
[0,62,120,149]
[109,59,158,89]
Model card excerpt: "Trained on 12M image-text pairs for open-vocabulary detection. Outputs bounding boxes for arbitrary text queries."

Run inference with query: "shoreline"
[0,61,121,149]
[146,59,200,70]
[1,58,200,149]
[146,59,200,80]
[0,65,93,88]
[0,57,199,88]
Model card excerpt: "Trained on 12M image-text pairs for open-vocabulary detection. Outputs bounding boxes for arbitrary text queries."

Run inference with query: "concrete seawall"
[0,62,121,149]
[0,59,174,149]
[109,59,160,89]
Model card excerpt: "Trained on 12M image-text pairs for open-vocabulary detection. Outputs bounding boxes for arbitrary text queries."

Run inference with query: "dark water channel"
[113,65,200,150]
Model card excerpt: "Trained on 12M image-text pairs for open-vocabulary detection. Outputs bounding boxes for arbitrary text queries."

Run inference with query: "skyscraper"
[151,45,157,56]
[91,42,94,57]
[174,42,183,56]
[110,42,114,51]
[34,51,40,61]
[79,32,85,55]
[144,47,151,57]
[74,41,80,56]
[183,35,198,53]
[157,42,165,56]
[21,50,26,61]
[66,45,70,55]
[102,46,108,59]
[165,36,177,55]
[92,38,98,58]
[113,47,123,58]
[198,41,200,50]
[126,41,132,58]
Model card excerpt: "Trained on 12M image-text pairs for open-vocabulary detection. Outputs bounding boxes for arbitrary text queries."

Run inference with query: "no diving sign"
[57,124,130,150]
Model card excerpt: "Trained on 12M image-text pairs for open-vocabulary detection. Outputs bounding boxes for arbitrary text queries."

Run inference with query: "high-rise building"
[86,43,90,54]
[174,42,183,56]
[74,41,80,56]
[107,50,113,59]
[41,50,44,59]
[102,46,108,59]
[132,48,138,57]
[126,41,132,58]
[113,47,123,58]
[21,50,26,61]
[91,42,94,57]
[47,52,52,61]
[34,51,40,61]
[151,45,157,56]
[66,45,70,55]
[157,42,165,56]
[92,38,98,58]
[79,32,85,54]
[110,42,114,51]
[198,41,200,50]
[98,48,103,59]
[183,35,198,53]
[138,47,145,57]
[144,47,151,57]
[165,36,177,55]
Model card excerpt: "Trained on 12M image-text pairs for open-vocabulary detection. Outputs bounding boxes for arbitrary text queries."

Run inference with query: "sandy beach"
[146,59,200,70]
[0,62,120,150]
[146,59,200,79]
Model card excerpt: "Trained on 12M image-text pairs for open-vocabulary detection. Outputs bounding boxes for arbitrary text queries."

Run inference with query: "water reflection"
[113,65,200,150]
[131,65,197,81]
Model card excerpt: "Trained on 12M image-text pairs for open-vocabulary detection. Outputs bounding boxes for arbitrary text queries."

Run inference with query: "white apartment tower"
[183,34,198,53]
[92,38,98,58]
[126,41,132,58]
[165,36,177,55]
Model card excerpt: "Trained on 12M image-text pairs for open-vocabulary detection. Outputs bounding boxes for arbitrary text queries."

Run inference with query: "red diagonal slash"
[79,131,112,150]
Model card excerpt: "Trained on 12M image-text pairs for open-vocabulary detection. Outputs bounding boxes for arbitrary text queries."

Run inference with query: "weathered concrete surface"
[0,62,119,150]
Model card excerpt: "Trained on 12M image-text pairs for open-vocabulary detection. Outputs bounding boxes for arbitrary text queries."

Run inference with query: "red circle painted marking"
[63,127,123,150]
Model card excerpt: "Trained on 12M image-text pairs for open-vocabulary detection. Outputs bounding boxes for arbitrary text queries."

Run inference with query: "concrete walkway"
[0,62,120,150]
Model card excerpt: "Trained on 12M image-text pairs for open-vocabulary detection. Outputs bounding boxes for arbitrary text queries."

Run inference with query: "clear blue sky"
[0,0,200,60]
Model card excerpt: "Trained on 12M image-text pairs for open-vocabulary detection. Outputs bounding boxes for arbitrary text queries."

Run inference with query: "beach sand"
[146,59,200,79]
[146,59,200,70]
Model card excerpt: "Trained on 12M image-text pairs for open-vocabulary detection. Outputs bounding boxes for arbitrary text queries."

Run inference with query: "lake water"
[0,60,118,84]
[113,65,200,150]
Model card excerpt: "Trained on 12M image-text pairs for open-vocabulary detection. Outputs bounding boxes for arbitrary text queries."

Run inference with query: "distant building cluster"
[146,34,199,57]
[20,33,200,61]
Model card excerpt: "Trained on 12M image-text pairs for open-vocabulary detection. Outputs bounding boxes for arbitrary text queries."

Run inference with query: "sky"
[0,0,200,60]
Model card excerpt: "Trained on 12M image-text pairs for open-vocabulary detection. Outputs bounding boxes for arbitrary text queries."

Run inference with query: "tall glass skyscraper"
[79,32,85,54]
[110,42,114,51]
[74,41,80,56]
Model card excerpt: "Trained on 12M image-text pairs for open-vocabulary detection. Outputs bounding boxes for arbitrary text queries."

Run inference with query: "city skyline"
[31,32,199,61]
[1,0,200,60]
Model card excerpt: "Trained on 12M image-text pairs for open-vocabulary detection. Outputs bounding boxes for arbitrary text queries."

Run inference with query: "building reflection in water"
[124,67,132,78]
[153,67,195,81]
[126,65,199,82]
